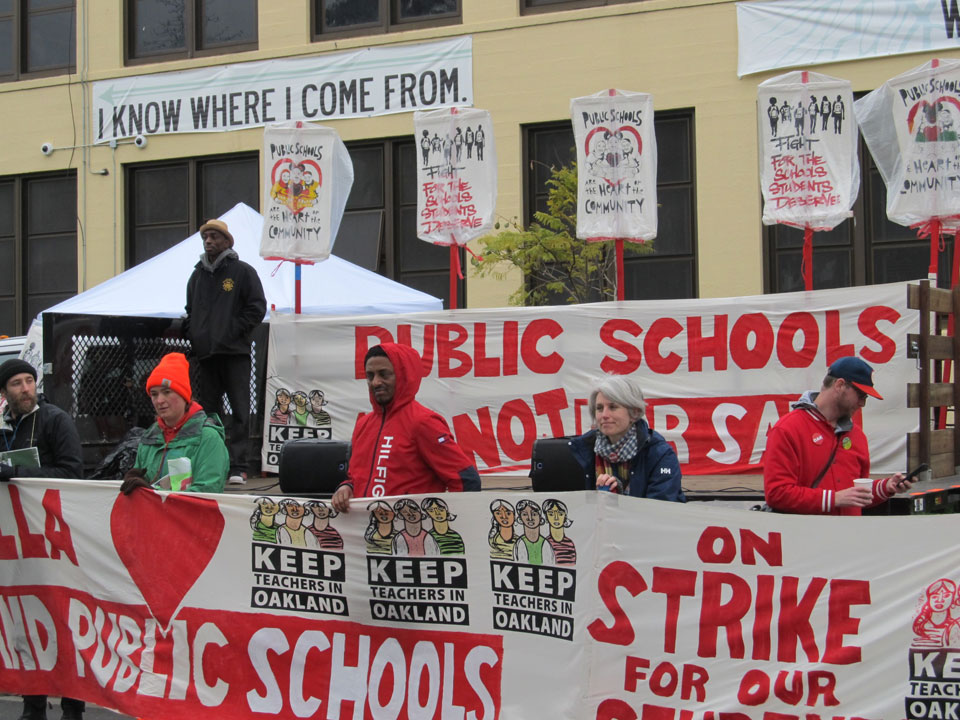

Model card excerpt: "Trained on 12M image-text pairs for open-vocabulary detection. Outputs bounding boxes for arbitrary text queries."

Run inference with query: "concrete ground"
[0,696,133,719]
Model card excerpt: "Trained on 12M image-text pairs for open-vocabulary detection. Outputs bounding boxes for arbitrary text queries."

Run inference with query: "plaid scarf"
[593,425,639,493]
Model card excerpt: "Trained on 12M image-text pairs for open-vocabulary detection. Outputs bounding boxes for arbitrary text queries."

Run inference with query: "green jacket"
[135,410,229,494]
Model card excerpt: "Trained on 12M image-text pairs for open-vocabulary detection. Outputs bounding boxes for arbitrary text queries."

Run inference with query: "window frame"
[0,170,78,335]
[312,0,461,41]
[520,0,641,16]
[124,152,260,268]
[125,0,258,66]
[0,0,76,83]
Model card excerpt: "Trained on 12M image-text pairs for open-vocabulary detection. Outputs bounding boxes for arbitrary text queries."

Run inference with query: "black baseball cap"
[828,356,882,400]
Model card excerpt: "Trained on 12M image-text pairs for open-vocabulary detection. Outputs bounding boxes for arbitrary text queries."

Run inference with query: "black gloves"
[120,468,149,495]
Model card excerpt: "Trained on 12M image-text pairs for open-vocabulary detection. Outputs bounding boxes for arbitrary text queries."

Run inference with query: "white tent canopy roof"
[46,203,443,319]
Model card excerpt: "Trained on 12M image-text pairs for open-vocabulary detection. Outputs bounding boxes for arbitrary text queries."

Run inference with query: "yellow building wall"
[2,0,959,311]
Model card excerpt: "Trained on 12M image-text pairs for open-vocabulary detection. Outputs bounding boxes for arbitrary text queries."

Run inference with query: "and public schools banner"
[0,480,956,719]
[261,282,918,475]
[737,0,960,77]
[92,37,472,142]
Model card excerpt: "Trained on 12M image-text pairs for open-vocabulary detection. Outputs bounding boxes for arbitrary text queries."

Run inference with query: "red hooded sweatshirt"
[343,343,480,497]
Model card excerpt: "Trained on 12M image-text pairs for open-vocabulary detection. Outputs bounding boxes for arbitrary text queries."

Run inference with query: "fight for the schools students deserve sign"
[261,282,918,475]
[93,37,472,141]
[0,480,956,719]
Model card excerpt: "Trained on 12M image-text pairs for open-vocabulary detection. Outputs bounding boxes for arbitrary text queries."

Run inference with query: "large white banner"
[855,59,960,231]
[260,122,354,263]
[758,72,859,230]
[0,480,956,719]
[571,89,657,243]
[738,0,960,77]
[261,282,918,475]
[93,37,472,142]
[414,107,496,246]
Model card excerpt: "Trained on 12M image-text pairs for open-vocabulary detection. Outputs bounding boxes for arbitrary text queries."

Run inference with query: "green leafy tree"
[471,163,654,306]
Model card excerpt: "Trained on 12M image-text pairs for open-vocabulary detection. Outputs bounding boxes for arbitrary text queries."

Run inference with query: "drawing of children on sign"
[308,389,330,427]
[807,95,819,134]
[465,125,475,159]
[586,128,641,181]
[431,133,442,161]
[420,130,431,166]
[305,500,343,550]
[938,101,958,141]
[422,497,464,555]
[513,499,556,566]
[542,498,576,566]
[270,168,291,205]
[269,159,322,216]
[779,100,791,125]
[442,135,453,165]
[302,169,319,202]
[475,125,486,161]
[270,387,292,425]
[291,390,310,426]
[392,498,440,556]
[767,98,780,137]
[912,578,960,647]
[832,94,845,134]
[488,498,518,560]
[454,127,463,162]
[277,499,321,549]
[365,500,397,555]
[250,496,281,543]
[820,95,831,131]
[794,101,806,135]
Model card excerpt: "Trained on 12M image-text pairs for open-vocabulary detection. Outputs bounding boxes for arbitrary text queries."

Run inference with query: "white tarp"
[854,59,960,231]
[93,37,473,141]
[571,89,657,243]
[260,123,354,262]
[758,71,859,230]
[0,480,956,719]
[414,108,496,246]
[737,0,960,77]
[44,203,443,320]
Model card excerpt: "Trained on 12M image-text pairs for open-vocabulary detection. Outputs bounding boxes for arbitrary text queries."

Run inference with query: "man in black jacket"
[182,219,266,485]
[0,359,85,720]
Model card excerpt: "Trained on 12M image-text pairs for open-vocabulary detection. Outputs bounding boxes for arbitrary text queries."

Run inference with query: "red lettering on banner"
[778,576,827,662]
[533,388,569,437]
[474,323,500,377]
[0,487,76,563]
[596,698,638,720]
[600,319,643,374]
[521,319,564,374]
[452,407,500,468]
[699,572,752,658]
[825,310,854,364]
[752,575,775,661]
[503,321,519,375]
[9,486,46,559]
[588,561,647,646]
[497,399,537,461]
[687,316,728,372]
[646,318,683,374]
[652,568,697,654]
[776,312,818,368]
[397,324,437,375]
[822,579,870,665]
[729,314,774,370]
[437,323,471,378]
[736,668,839,707]
[858,305,899,363]
[41,490,77,565]
[696,528,783,567]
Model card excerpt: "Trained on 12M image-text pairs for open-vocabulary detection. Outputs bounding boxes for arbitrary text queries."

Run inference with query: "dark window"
[764,141,946,292]
[522,0,641,14]
[126,154,259,267]
[127,0,257,63]
[524,110,698,303]
[0,0,76,82]
[0,172,77,335]
[333,138,463,308]
[314,0,459,38]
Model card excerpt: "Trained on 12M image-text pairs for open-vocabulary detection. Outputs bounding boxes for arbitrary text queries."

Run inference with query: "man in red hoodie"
[331,343,480,511]
[763,356,913,515]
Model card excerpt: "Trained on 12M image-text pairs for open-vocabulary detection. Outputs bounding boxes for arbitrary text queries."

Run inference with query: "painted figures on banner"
[259,122,353,262]
[571,89,658,242]
[414,108,496,246]
[855,58,960,231]
[757,72,859,231]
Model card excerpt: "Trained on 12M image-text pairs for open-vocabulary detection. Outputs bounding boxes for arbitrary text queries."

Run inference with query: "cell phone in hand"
[904,463,930,482]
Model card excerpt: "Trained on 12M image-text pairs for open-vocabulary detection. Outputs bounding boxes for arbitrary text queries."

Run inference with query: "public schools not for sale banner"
[0,480,957,719]
[261,282,918,475]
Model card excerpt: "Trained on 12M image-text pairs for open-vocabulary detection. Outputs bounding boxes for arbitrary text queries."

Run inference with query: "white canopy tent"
[44,202,443,319]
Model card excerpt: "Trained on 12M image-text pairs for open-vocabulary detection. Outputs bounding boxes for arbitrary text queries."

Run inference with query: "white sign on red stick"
[571,89,657,242]
[855,58,960,231]
[261,282,916,475]
[758,71,859,230]
[414,107,496,247]
[259,122,354,262]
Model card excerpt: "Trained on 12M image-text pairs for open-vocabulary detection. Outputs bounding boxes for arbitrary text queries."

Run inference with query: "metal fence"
[43,313,268,474]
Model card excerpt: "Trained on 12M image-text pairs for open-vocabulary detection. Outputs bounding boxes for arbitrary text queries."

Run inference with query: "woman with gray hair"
[569,374,684,501]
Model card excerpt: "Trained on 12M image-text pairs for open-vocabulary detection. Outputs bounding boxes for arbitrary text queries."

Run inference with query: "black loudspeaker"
[278,439,350,495]
[530,437,586,493]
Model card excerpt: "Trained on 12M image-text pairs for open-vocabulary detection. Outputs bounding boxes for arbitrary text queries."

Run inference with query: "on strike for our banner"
[588,526,871,720]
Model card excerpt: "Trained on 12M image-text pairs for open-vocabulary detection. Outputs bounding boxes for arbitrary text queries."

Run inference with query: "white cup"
[853,478,873,489]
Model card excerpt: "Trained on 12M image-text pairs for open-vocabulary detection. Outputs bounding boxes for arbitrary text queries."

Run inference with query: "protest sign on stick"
[260,121,354,312]
[572,89,657,300]
[415,107,496,308]
[758,71,859,291]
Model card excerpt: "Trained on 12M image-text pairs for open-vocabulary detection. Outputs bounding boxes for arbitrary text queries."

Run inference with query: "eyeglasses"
[848,383,868,401]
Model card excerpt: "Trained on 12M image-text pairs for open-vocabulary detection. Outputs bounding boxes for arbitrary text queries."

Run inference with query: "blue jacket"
[569,419,685,501]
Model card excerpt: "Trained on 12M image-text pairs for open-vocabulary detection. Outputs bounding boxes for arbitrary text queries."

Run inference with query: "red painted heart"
[110,490,225,628]
[584,124,644,186]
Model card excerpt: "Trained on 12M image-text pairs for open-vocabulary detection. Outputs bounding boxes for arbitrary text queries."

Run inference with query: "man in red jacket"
[331,343,480,511]
[763,356,913,515]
